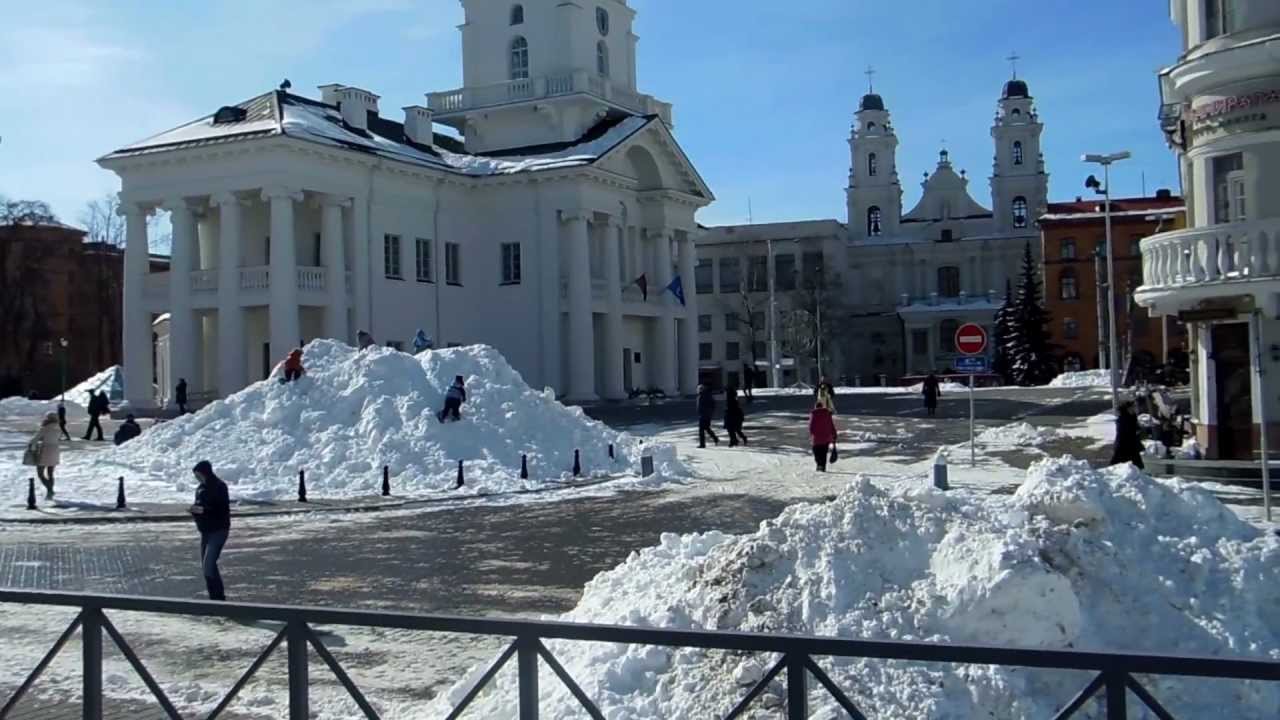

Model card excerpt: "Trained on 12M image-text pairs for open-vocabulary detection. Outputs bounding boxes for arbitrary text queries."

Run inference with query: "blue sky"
[0,0,1181,228]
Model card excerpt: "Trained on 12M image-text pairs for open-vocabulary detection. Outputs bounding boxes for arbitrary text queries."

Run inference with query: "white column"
[652,227,678,395]
[352,197,372,335]
[121,202,154,408]
[321,196,350,342]
[677,230,699,396]
[263,187,302,359]
[164,198,198,406]
[564,211,598,402]
[600,219,625,400]
[212,192,246,396]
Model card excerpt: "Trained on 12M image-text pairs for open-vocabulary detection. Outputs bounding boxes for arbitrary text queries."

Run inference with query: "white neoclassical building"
[699,79,1048,385]
[1137,0,1280,460]
[99,0,712,409]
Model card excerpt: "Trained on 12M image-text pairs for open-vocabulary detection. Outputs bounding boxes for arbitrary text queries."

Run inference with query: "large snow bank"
[976,421,1061,447]
[97,341,682,500]
[65,365,121,408]
[1049,370,1112,388]
[432,457,1280,718]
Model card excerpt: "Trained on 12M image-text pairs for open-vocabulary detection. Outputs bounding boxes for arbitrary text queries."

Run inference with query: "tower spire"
[1006,51,1021,80]
[864,65,876,94]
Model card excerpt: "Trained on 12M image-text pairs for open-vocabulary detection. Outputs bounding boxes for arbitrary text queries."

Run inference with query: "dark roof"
[1003,79,1030,99]
[859,93,885,112]
[1044,196,1185,215]
[480,112,637,158]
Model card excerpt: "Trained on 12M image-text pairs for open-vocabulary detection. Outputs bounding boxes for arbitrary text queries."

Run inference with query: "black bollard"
[115,477,126,510]
[608,443,615,461]
[382,465,391,497]
[520,454,529,480]
[26,478,36,510]
[298,469,308,503]
[573,449,581,478]
[455,460,465,489]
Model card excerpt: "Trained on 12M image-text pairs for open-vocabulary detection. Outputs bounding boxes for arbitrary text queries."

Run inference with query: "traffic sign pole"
[954,323,988,468]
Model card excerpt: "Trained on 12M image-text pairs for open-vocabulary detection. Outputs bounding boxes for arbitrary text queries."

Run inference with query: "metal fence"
[0,589,1276,719]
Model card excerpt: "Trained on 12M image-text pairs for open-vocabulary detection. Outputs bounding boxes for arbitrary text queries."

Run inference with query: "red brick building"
[1039,193,1187,374]
[0,222,125,399]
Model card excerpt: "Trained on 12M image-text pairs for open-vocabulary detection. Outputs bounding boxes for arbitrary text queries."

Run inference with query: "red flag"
[634,274,648,301]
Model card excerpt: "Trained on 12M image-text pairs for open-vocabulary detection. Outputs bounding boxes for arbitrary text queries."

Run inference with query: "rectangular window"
[699,343,713,361]
[775,254,796,291]
[383,234,402,279]
[912,329,928,355]
[695,258,714,294]
[719,257,741,293]
[937,266,961,297]
[264,235,271,265]
[753,341,766,360]
[313,232,323,267]
[747,256,768,291]
[726,342,740,361]
[501,242,521,284]
[751,311,765,330]
[698,314,712,333]
[415,238,433,282]
[1060,238,1077,260]
[445,242,461,285]
[1204,0,1235,40]
[725,313,738,332]
[1213,153,1245,223]
[1129,235,1144,257]
[1064,319,1080,340]
[802,251,824,279]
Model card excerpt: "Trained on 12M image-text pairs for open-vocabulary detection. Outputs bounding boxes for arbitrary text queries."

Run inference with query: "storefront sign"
[1192,89,1280,125]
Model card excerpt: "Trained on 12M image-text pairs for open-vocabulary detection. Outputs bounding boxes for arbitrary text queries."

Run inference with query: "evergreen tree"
[991,279,1015,384]
[1008,242,1057,386]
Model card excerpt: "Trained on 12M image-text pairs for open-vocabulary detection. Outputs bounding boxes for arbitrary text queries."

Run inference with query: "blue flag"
[664,275,686,307]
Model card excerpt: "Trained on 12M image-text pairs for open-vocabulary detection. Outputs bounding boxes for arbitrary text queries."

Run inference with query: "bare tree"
[779,267,849,384]
[0,196,57,225]
[80,194,128,369]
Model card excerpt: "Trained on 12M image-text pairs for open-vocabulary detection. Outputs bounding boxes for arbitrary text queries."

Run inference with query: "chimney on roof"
[336,86,380,131]
[403,106,434,149]
[318,83,344,106]
[1155,188,1172,199]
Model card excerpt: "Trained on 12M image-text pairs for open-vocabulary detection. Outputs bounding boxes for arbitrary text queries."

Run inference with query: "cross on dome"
[1007,51,1021,80]
[864,65,876,93]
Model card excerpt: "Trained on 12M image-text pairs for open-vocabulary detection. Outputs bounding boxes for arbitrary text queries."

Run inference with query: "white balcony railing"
[239,267,270,291]
[1140,220,1280,290]
[427,74,673,125]
[297,266,326,292]
[139,266,352,300]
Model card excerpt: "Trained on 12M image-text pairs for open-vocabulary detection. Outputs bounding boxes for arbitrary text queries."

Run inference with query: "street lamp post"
[58,338,69,401]
[1083,151,1131,412]
[767,238,780,388]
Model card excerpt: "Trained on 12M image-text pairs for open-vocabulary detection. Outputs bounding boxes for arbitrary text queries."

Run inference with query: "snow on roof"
[1038,207,1187,222]
[104,90,656,178]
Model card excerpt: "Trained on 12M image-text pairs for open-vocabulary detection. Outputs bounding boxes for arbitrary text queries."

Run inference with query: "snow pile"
[976,421,1061,447]
[1174,439,1203,460]
[1049,370,1112,388]
[905,381,970,393]
[98,340,682,500]
[64,366,121,408]
[0,397,59,420]
[433,457,1280,718]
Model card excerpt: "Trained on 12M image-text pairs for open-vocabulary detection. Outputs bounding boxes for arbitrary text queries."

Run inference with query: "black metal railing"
[0,590,1275,719]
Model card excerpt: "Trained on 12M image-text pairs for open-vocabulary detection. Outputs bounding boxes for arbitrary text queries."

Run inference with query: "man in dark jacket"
[56,401,72,441]
[724,385,747,447]
[922,374,942,417]
[83,391,107,441]
[741,364,754,402]
[437,375,467,422]
[113,415,142,446]
[175,379,188,415]
[696,384,719,448]
[1110,401,1146,470]
[189,460,231,601]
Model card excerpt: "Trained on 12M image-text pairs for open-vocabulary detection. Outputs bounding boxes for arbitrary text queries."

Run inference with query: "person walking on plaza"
[84,391,107,441]
[113,414,142,446]
[1110,401,1146,470]
[696,384,719,448]
[809,397,838,472]
[815,376,836,413]
[175,378,188,415]
[55,401,72,441]
[23,412,62,499]
[437,375,467,422]
[412,329,433,355]
[922,373,942,418]
[189,460,231,601]
[724,385,748,447]
[281,348,306,383]
[742,363,754,403]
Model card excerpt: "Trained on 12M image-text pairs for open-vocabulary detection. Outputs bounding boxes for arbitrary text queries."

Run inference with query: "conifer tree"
[1008,242,1057,386]
[991,279,1015,384]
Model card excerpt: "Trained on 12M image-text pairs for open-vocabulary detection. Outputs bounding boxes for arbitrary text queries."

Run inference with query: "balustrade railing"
[296,266,326,292]
[0,590,1275,720]
[1141,220,1280,289]
[427,75,662,119]
[239,266,270,291]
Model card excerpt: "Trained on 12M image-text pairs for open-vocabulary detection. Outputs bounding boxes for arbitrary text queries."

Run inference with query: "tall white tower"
[847,91,903,242]
[989,76,1049,234]
[429,0,670,153]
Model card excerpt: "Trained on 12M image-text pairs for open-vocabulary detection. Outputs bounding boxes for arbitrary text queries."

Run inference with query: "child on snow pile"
[281,349,306,383]
[412,329,433,354]
[357,330,376,350]
[809,396,838,473]
[437,375,467,422]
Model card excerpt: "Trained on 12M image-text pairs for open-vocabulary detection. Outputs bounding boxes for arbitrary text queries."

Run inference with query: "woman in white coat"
[23,412,62,499]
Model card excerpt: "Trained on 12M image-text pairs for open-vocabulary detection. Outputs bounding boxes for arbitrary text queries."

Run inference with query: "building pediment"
[595,120,713,203]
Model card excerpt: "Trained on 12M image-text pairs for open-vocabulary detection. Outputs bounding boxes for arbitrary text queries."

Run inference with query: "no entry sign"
[955,323,988,356]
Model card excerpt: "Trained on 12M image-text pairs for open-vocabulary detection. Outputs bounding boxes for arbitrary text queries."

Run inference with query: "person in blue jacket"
[189,460,231,601]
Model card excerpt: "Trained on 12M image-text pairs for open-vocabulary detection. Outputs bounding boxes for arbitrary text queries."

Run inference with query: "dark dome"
[1003,79,1030,99]
[859,93,885,112]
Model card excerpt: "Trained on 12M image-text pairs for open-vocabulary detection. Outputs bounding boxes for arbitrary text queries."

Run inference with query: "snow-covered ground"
[0,341,683,508]
[1049,369,1113,388]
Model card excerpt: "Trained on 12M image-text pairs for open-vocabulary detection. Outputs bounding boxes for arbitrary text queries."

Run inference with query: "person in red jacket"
[808,397,838,472]
[282,349,306,383]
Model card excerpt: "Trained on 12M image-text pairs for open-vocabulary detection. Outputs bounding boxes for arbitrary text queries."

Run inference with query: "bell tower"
[847,75,902,243]
[990,59,1048,234]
